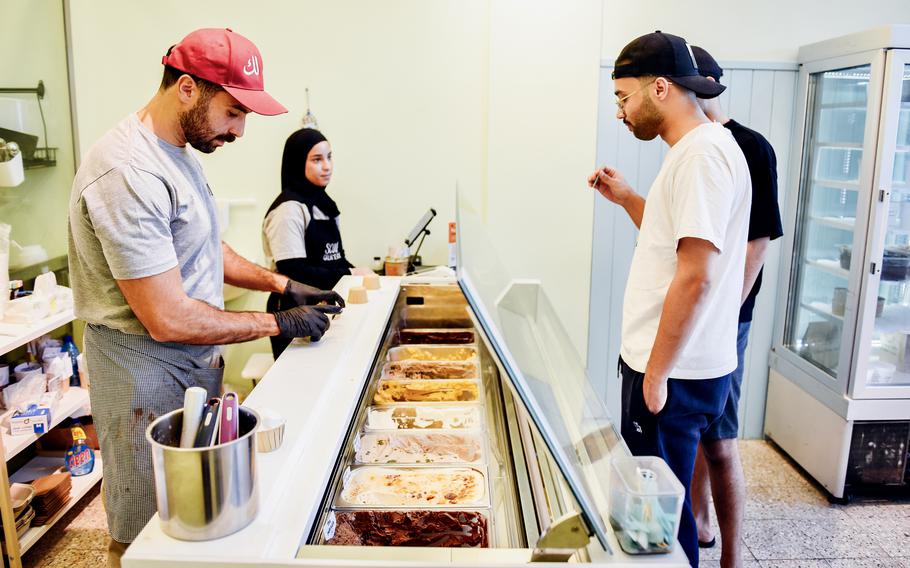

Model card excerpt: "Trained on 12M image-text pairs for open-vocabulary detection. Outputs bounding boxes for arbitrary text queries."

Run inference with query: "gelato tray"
[398,328,476,345]
[373,379,480,404]
[387,345,478,362]
[337,466,488,507]
[382,360,478,380]
[354,430,485,464]
[323,509,489,547]
[365,404,484,430]
[399,306,473,329]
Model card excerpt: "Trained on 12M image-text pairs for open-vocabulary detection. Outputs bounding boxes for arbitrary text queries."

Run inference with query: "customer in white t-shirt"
[586,31,751,568]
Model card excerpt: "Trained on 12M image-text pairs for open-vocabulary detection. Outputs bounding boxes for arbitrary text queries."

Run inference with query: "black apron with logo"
[266,198,350,356]
[300,201,349,276]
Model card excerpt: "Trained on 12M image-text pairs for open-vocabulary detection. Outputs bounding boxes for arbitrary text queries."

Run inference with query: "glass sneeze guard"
[455,189,628,552]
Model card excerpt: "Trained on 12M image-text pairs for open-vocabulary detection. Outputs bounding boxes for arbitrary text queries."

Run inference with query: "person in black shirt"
[262,128,373,358]
[689,46,784,568]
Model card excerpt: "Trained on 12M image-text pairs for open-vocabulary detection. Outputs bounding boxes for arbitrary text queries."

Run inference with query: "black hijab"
[274,128,340,218]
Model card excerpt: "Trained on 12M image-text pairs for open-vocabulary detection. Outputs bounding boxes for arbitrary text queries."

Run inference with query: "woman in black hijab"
[263,128,371,357]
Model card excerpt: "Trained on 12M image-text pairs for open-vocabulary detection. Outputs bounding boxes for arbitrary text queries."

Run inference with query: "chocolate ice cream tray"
[321,507,492,548]
[396,328,476,345]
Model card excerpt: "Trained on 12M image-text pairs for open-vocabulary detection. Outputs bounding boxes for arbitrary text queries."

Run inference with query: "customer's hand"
[642,373,668,415]
[284,279,345,308]
[350,267,374,276]
[273,305,342,341]
[588,166,634,205]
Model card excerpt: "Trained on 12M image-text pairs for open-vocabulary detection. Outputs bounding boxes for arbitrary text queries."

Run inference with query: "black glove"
[284,279,346,309]
[273,305,341,341]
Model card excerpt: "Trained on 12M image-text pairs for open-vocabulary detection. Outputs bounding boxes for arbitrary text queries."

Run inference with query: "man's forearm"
[645,273,712,381]
[222,241,287,294]
[620,194,646,229]
[741,238,770,305]
[153,296,280,345]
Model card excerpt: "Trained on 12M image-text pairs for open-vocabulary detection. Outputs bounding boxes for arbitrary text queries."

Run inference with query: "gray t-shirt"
[68,113,224,335]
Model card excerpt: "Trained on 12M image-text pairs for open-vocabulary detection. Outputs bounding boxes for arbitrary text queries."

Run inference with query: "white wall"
[486,0,602,355]
[600,0,910,62]
[66,1,603,384]
[0,1,76,263]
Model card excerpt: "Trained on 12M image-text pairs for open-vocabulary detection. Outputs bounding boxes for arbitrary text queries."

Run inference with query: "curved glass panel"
[456,189,627,551]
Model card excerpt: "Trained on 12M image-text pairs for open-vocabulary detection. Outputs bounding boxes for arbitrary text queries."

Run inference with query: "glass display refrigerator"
[768,25,910,500]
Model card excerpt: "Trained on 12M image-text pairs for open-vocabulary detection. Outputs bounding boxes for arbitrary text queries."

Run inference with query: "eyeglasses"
[614,79,672,111]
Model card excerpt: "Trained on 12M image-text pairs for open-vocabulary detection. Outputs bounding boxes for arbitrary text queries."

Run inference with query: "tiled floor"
[19,441,910,567]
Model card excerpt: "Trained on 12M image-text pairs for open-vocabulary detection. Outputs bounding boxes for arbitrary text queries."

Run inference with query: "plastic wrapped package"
[1,372,48,411]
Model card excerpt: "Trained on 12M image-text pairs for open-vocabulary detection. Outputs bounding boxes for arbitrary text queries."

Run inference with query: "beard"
[179,95,235,154]
[625,94,663,141]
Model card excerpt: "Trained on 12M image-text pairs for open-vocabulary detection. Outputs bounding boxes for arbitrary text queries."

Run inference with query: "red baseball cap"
[162,28,287,116]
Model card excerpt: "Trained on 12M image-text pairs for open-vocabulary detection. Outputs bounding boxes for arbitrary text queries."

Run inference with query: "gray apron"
[84,323,223,543]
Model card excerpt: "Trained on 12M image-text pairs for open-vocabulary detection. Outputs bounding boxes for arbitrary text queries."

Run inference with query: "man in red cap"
[68,29,343,565]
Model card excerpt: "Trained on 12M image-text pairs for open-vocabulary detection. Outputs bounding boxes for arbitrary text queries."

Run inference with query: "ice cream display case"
[122,195,687,567]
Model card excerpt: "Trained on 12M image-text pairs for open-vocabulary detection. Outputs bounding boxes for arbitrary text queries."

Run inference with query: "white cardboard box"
[10,404,51,435]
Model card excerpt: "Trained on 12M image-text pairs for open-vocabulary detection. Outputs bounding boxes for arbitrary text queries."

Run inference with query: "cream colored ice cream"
[340,467,486,506]
[355,431,483,464]
[391,346,476,361]
[373,380,479,404]
[366,405,483,430]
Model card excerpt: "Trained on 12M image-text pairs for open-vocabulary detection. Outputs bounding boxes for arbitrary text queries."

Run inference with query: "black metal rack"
[0,80,57,169]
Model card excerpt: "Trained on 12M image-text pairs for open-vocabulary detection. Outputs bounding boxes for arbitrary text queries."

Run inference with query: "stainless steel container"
[146,407,260,541]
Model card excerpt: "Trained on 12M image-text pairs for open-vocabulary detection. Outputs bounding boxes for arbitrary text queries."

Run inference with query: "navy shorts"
[703,321,752,442]
[619,357,731,568]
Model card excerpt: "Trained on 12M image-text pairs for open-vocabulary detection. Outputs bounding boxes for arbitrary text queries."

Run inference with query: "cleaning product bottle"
[62,334,80,386]
[65,421,95,476]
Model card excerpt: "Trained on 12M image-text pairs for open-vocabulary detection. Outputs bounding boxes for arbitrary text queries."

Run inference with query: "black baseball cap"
[691,45,724,82]
[612,31,725,99]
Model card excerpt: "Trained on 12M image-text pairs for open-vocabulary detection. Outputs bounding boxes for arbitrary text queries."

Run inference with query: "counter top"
[125,276,401,566]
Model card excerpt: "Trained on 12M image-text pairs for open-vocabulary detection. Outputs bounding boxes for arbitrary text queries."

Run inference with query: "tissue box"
[11,404,52,435]
[609,456,684,555]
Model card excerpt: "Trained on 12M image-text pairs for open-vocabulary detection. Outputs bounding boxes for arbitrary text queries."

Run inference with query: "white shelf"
[812,178,861,189]
[0,310,75,355]
[9,453,103,555]
[802,300,845,322]
[806,258,851,279]
[2,387,91,463]
[809,215,855,231]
